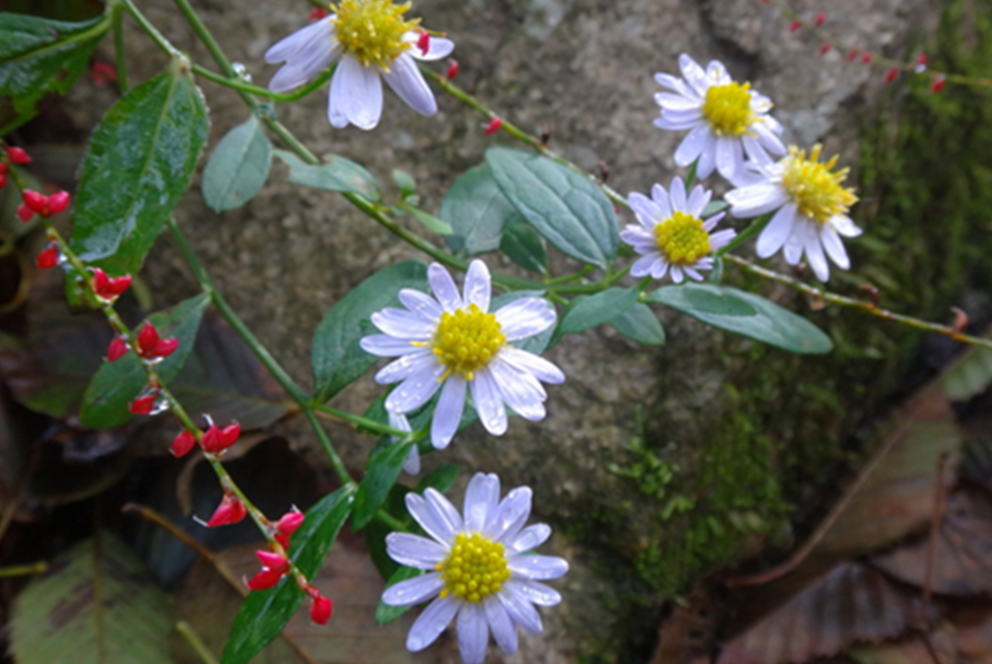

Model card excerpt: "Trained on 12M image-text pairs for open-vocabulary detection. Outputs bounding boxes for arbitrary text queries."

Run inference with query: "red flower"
[6,147,31,164]
[417,30,430,56]
[107,335,130,362]
[91,268,132,301]
[256,550,289,571]
[21,189,70,218]
[89,61,119,86]
[201,421,241,453]
[171,430,197,457]
[308,7,329,20]
[310,594,333,624]
[484,117,503,135]
[135,322,179,359]
[36,245,60,269]
[129,390,159,415]
[206,493,247,527]
[276,510,305,536]
[446,58,459,80]
[246,567,286,591]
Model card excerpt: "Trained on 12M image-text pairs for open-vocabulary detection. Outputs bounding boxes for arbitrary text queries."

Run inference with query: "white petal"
[398,288,444,320]
[783,221,806,264]
[470,368,507,436]
[654,113,703,131]
[457,602,489,664]
[709,228,736,251]
[431,375,466,449]
[405,32,455,61]
[674,124,711,168]
[382,571,443,605]
[507,555,569,580]
[669,176,687,211]
[375,351,436,384]
[333,55,383,131]
[495,298,555,341]
[654,92,699,110]
[386,533,449,569]
[464,473,500,533]
[678,53,710,96]
[406,491,459,544]
[630,254,657,277]
[684,266,704,281]
[510,523,552,553]
[384,363,444,412]
[425,487,465,536]
[499,586,543,634]
[653,71,695,98]
[696,138,717,180]
[504,579,562,606]
[820,225,850,269]
[462,260,491,311]
[670,265,685,283]
[327,70,349,128]
[620,226,653,246]
[751,123,786,156]
[484,596,518,654]
[382,52,437,116]
[428,263,462,311]
[628,192,662,223]
[687,185,711,218]
[650,257,671,280]
[715,136,744,181]
[650,183,673,219]
[491,360,546,421]
[831,214,863,237]
[371,307,434,339]
[804,225,830,282]
[403,444,421,475]
[755,203,797,258]
[407,596,459,652]
[360,334,419,357]
[485,487,532,543]
[726,183,788,218]
[265,18,331,64]
[498,347,565,385]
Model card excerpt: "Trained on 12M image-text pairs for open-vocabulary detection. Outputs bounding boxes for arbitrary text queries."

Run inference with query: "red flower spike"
[6,147,31,165]
[256,550,289,571]
[206,493,247,527]
[36,246,60,270]
[417,30,430,55]
[219,422,241,448]
[861,52,874,63]
[446,58,459,80]
[21,189,70,218]
[818,42,832,56]
[107,335,130,362]
[484,117,503,135]
[884,68,899,84]
[171,430,196,457]
[814,12,825,27]
[276,510,305,536]
[310,595,333,625]
[246,567,286,591]
[788,20,801,32]
[308,7,329,20]
[201,421,240,453]
[16,203,33,222]
[931,77,946,93]
[130,392,158,415]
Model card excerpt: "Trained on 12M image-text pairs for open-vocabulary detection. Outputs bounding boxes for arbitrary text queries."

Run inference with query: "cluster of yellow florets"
[780,144,858,225]
[437,533,512,603]
[331,0,420,70]
[431,305,506,381]
[654,211,712,265]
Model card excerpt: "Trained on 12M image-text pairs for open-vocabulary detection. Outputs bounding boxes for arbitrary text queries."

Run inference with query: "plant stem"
[190,63,334,102]
[0,562,48,578]
[717,212,772,257]
[120,0,181,58]
[111,2,130,91]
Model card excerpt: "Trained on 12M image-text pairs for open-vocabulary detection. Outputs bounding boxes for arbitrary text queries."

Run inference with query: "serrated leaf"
[312,261,429,402]
[352,440,415,530]
[560,287,640,334]
[202,115,272,212]
[222,485,356,664]
[485,147,618,269]
[71,67,209,274]
[375,566,424,626]
[0,12,110,118]
[440,163,521,255]
[646,283,833,354]
[500,221,548,274]
[610,303,666,345]
[10,532,173,664]
[275,149,380,201]
[80,293,210,429]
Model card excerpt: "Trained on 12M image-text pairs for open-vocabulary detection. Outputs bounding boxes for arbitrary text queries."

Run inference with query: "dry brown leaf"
[847,622,956,664]
[650,588,723,664]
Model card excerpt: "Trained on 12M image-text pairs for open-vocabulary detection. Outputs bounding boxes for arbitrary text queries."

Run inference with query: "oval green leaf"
[352,439,414,530]
[501,221,548,274]
[440,163,520,256]
[646,283,833,354]
[221,484,356,664]
[80,293,210,429]
[560,287,640,334]
[485,147,618,269]
[610,302,666,345]
[202,115,272,212]
[275,149,380,201]
[312,261,429,402]
[71,66,209,274]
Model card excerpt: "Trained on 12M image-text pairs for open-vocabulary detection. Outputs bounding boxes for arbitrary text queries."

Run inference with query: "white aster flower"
[264,0,454,130]
[382,472,568,664]
[360,260,564,449]
[725,144,861,282]
[654,53,786,181]
[620,176,736,283]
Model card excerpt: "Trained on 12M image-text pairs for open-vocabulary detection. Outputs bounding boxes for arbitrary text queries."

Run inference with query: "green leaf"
[501,221,548,274]
[407,206,453,235]
[10,532,173,664]
[275,149,380,201]
[440,163,521,255]
[375,566,424,626]
[559,287,640,334]
[940,343,992,401]
[312,261,429,402]
[392,169,416,196]
[0,12,110,118]
[352,439,414,530]
[610,303,666,345]
[80,293,210,429]
[416,464,460,494]
[71,67,209,274]
[646,283,833,354]
[222,485,356,664]
[485,147,618,269]
[702,200,730,217]
[202,115,272,212]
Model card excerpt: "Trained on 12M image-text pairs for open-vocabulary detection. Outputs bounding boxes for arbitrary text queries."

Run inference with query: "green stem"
[120,0,181,58]
[191,63,334,102]
[175,622,220,664]
[170,0,236,77]
[112,2,130,91]
[717,212,773,257]
[0,562,48,578]
[311,402,413,439]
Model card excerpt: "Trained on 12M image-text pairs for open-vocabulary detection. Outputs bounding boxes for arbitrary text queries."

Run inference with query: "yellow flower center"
[331,0,420,70]
[430,304,506,381]
[780,144,859,225]
[436,532,512,603]
[654,211,712,265]
[701,82,756,136]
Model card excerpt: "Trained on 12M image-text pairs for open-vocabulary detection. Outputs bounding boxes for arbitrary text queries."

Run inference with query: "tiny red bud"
[931,76,946,93]
[951,307,969,333]
[310,595,333,625]
[106,274,132,297]
[206,494,247,527]
[818,42,832,56]
[884,68,899,83]
[256,550,289,571]
[129,392,158,415]
[861,52,874,63]
[814,12,825,27]
[915,53,928,66]
[308,7,329,20]
[6,147,31,164]
[484,117,503,135]
[17,204,33,222]
[446,58,459,80]
[153,337,180,358]
[417,30,430,56]
[789,20,801,33]
[219,422,241,448]
[36,245,59,269]
[107,335,130,362]
[138,323,161,356]
[246,567,286,591]
[88,61,119,86]
[846,48,860,62]
[171,430,196,457]
[275,532,291,549]
[22,190,46,214]
[276,510,305,536]
[47,191,70,215]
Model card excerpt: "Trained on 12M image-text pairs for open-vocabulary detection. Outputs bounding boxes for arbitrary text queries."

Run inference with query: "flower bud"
[814,12,825,26]
[206,493,247,527]
[256,550,289,571]
[484,117,503,135]
[276,510,305,536]
[788,20,801,32]
[884,68,899,84]
[818,42,832,56]
[275,532,291,549]
[16,203,33,222]
[129,390,159,415]
[246,567,286,591]
[36,245,60,269]
[861,52,874,63]
[6,147,31,164]
[0,164,8,190]
[107,335,130,362]
[931,77,946,93]
[201,421,241,454]
[446,58,459,80]
[308,7,329,20]
[21,189,70,217]
[88,61,118,86]
[310,594,333,625]
[92,268,132,301]
[417,30,430,55]
[138,323,160,353]
[171,430,196,457]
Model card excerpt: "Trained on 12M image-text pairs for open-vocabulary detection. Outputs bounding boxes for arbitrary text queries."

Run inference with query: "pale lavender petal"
[398,288,444,321]
[726,183,788,218]
[265,18,331,63]
[715,136,744,181]
[831,215,863,237]
[374,351,437,384]
[431,375,466,449]
[678,53,709,96]
[709,228,736,251]
[386,533,448,569]
[696,138,717,180]
[485,487,532,543]
[457,602,489,664]
[755,203,797,258]
[407,596,459,652]
[653,71,695,98]
[382,52,437,116]
[360,334,419,357]
[405,32,455,61]
[406,491,459,544]
[470,368,507,436]
[650,183,673,219]
[332,55,383,130]
[382,571,444,605]
[462,260,491,311]
[687,185,712,218]
[628,192,662,223]
[491,360,546,421]
[654,92,698,110]
[684,266,704,281]
[650,258,671,280]
[805,226,830,282]
[384,363,444,411]
[504,579,562,606]
[820,225,850,269]
[669,176,687,211]
[783,221,806,265]
[674,124,711,168]
[752,122,786,155]
[498,347,565,385]
[428,263,462,311]
[464,473,500,533]
[630,254,658,277]
[403,444,421,475]
[499,586,543,634]
[425,487,465,535]
[670,265,685,284]
[495,298,555,341]
[327,65,349,128]
[507,555,569,580]
[654,113,703,131]
[371,307,435,339]
[510,523,552,553]
[484,596,518,654]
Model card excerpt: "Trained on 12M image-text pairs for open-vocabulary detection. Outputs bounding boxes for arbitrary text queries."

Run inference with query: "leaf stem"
[0,562,48,578]
[111,2,130,91]
[189,63,335,102]
[716,212,773,257]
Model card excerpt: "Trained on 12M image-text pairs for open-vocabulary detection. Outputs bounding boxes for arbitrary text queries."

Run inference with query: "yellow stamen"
[438,533,511,603]
[431,304,506,381]
[654,211,712,265]
[780,144,858,225]
[701,82,756,136]
[331,0,420,70]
